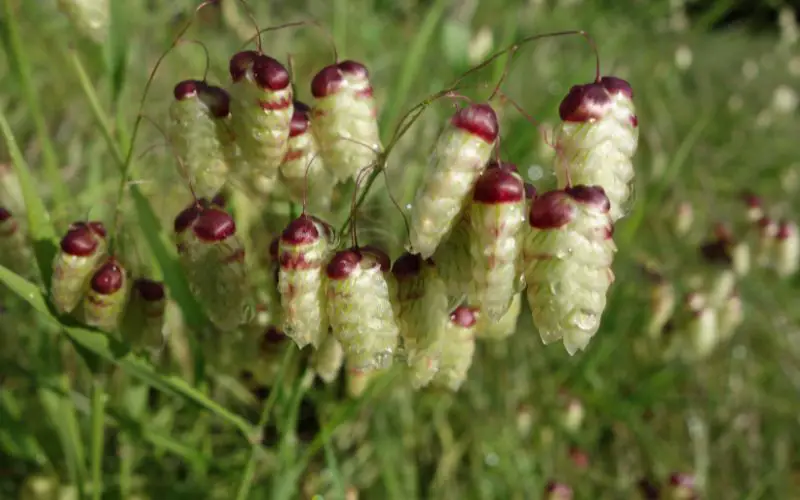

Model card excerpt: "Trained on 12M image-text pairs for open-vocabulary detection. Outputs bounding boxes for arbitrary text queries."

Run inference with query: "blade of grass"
[0,263,256,442]
[90,376,107,500]
[323,437,346,499]
[0,389,48,466]
[0,0,70,210]
[106,0,130,110]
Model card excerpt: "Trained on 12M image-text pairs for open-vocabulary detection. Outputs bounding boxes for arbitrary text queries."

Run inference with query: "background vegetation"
[1,0,800,498]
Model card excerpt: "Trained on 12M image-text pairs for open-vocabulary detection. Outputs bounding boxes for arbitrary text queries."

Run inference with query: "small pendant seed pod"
[391,252,448,388]
[468,160,526,320]
[476,292,522,340]
[278,214,333,349]
[83,257,129,333]
[555,76,638,221]
[228,51,294,180]
[408,103,500,258]
[432,215,473,303]
[51,221,108,315]
[646,278,676,339]
[523,186,616,355]
[312,333,345,384]
[717,291,743,341]
[123,278,167,352]
[775,219,799,277]
[681,292,718,361]
[0,206,33,276]
[673,201,694,236]
[326,246,400,372]
[279,101,334,212]
[250,326,292,386]
[310,60,382,183]
[666,473,699,500]
[170,80,232,199]
[742,191,763,222]
[432,305,478,392]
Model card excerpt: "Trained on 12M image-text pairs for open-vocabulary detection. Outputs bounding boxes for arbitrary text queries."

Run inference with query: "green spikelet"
[326,246,400,372]
[169,81,232,199]
[432,306,478,392]
[0,164,25,215]
[476,292,522,340]
[57,0,108,43]
[407,104,499,258]
[0,206,33,276]
[390,253,448,388]
[122,278,166,353]
[51,221,107,315]
[228,51,294,180]
[312,333,345,384]
[278,215,333,349]
[82,257,129,333]
[468,161,526,320]
[433,215,473,302]
[523,186,616,355]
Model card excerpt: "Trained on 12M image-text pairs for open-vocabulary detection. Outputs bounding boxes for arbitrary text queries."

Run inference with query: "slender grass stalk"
[90,375,107,500]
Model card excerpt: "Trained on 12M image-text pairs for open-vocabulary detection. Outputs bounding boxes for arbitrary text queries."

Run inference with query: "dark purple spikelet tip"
[0,206,12,221]
[392,252,423,279]
[252,54,291,91]
[262,325,287,346]
[360,245,391,271]
[91,259,125,295]
[211,191,226,208]
[311,216,335,242]
[566,185,610,212]
[134,278,165,302]
[88,221,107,237]
[173,80,203,100]
[524,182,537,200]
[545,481,573,497]
[473,167,524,204]
[193,208,236,242]
[281,215,320,245]
[778,220,795,240]
[289,101,311,137]
[669,472,695,488]
[200,84,231,118]
[450,306,478,328]
[326,249,362,280]
[229,50,258,82]
[486,159,519,173]
[758,216,774,230]
[269,237,280,261]
[450,103,499,144]
[60,223,99,256]
[741,190,762,208]
[559,82,611,122]
[311,64,345,98]
[529,190,576,229]
[600,76,634,99]
[338,60,369,79]
[174,204,201,234]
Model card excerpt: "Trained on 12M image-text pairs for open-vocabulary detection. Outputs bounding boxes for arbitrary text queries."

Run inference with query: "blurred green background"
[1,0,800,498]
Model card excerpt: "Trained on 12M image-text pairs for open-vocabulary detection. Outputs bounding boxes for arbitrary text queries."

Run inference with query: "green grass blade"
[90,377,106,500]
[0,263,256,442]
[106,0,130,109]
[0,390,48,466]
[0,107,58,289]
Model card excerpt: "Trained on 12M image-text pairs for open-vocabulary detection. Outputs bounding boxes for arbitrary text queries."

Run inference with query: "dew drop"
[527,165,544,181]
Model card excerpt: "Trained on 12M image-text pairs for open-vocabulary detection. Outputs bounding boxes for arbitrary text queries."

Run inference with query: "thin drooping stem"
[240,19,339,62]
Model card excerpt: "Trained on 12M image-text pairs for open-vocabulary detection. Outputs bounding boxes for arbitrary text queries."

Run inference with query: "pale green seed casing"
[408,104,499,258]
[228,51,294,181]
[310,61,382,183]
[476,292,522,340]
[51,221,108,315]
[313,333,345,384]
[523,186,616,355]
[468,162,527,320]
[432,306,478,392]
[554,77,638,222]
[57,0,108,43]
[433,215,473,303]
[326,247,400,372]
[82,258,129,334]
[278,215,333,349]
[169,81,232,199]
[122,279,167,354]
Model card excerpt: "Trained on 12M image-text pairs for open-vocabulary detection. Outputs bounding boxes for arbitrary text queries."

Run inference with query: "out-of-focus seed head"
[252,54,291,91]
[778,219,796,240]
[60,223,99,256]
[700,239,732,266]
[391,252,423,280]
[0,206,12,221]
[544,481,573,500]
[91,258,125,295]
[289,101,311,137]
[473,166,524,204]
[637,478,661,500]
[569,447,589,468]
[326,249,362,280]
[450,103,500,144]
[559,82,612,122]
[173,79,203,100]
[192,208,236,242]
[211,191,226,208]
[566,185,610,212]
[450,306,478,328]
[134,278,165,301]
[261,326,287,349]
[174,203,202,234]
[281,215,320,245]
[269,236,280,261]
[200,84,231,118]
[229,50,259,82]
[529,190,576,229]
[674,201,694,236]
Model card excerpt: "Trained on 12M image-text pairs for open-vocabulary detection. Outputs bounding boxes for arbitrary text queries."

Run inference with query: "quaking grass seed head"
[311,60,370,98]
[83,256,129,332]
[472,163,525,204]
[450,103,500,144]
[61,221,106,256]
[559,76,634,123]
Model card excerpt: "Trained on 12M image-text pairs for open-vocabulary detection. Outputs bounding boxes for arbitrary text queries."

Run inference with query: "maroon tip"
[473,167,524,204]
[262,326,287,347]
[778,220,795,240]
[600,76,634,99]
[359,245,391,271]
[700,239,732,265]
[391,252,423,279]
[200,84,231,118]
[310,64,345,98]
[60,223,99,257]
[486,160,518,173]
[134,278,165,301]
[229,50,258,82]
[309,215,335,242]
[558,82,612,122]
[450,306,478,328]
[252,54,291,91]
[545,481,572,495]
[174,203,202,234]
[529,190,576,229]
[88,221,107,237]
[758,216,774,230]
[289,101,311,137]
[741,191,762,208]
[211,191,226,208]
[337,60,369,79]
[192,208,236,242]
[91,259,125,295]
[669,473,695,488]
[0,206,12,221]
[566,185,610,212]
[269,237,279,260]
[524,183,537,200]
[173,80,202,100]
[326,249,362,280]
[450,104,499,144]
[281,215,320,245]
